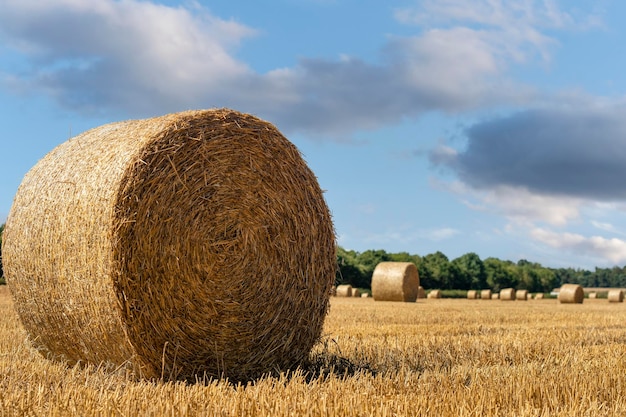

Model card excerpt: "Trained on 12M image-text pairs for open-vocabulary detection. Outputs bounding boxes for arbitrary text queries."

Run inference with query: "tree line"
[337,247,626,292]
[1,223,625,291]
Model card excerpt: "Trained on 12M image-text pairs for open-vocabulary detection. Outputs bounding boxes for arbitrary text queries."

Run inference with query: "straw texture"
[2,108,336,382]
[607,289,624,303]
[371,262,420,302]
[558,284,584,304]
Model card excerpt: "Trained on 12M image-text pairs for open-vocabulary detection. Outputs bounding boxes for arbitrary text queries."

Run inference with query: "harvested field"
[1,288,626,416]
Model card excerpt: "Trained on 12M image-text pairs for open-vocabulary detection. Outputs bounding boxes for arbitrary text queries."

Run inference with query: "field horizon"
[1,286,625,416]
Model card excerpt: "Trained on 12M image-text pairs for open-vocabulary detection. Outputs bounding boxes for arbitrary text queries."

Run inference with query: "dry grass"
[1,288,626,416]
[2,109,336,382]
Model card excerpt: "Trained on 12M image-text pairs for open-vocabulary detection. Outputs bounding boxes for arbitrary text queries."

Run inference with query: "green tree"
[421,251,456,289]
[484,257,518,292]
[451,252,487,290]
[336,246,364,287]
[355,249,391,288]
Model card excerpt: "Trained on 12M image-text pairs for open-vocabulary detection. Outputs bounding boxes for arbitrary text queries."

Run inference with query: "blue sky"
[2,0,626,269]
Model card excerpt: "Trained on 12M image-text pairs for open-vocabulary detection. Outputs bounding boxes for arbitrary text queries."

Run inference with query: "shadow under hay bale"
[371,262,419,302]
[2,108,336,383]
[558,284,584,304]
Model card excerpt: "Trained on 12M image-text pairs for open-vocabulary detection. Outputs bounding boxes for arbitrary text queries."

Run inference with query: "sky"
[2,0,626,270]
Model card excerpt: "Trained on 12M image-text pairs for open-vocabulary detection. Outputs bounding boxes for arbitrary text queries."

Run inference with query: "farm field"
[1,286,626,416]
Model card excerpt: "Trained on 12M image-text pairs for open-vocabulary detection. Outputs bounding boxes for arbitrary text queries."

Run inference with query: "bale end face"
[3,108,336,382]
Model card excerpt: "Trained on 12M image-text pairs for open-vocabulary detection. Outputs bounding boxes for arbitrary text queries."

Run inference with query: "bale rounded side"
[480,289,492,300]
[608,289,624,303]
[500,288,516,301]
[516,289,529,301]
[467,290,479,299]
[335,284,353,297]
[558,284,584,304]
[2,108,336,382]
[371,262,420,302]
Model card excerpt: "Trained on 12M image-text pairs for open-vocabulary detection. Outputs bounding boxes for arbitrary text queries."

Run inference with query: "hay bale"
[352,288,361,297]
[588,292,597,299]
[480,289,492,300]
[534,293,544,300]
[361,293,370,298]
[491,293,499,300]
[2,109,336,382]
[427,289,441,299]
[336,284,353,297]
[500,288,516,301]
[371,262,419,302]
[417,286,426,299]
[608,289,624,303]
[467,290,479,299]
[516,289,529,301]
[558,284,584,304]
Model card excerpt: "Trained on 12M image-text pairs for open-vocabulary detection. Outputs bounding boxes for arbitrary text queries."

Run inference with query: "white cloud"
[427,227,460,241]
[433,179,582,226]
[531,227,626,265]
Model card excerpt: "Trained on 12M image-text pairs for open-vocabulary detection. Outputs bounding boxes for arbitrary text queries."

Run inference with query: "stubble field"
[1,285,625,416]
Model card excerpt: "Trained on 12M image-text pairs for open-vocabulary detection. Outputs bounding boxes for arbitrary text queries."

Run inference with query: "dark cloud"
[434,106,626,200]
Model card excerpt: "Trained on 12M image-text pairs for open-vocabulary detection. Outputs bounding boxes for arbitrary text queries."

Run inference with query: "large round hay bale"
[467,290,479,299]
[608,289,624,303]
[371,262,419,302]
[500,288,516,301]
[480,289,492,300]
[335,284,353,297]
[2,109,336,382]
[516,289,529,301]
[558,284,584,304]
[427,289,441,299]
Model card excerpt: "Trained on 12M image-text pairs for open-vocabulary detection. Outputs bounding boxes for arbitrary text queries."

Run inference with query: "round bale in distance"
[500,288,516,301]
[427,289,442,299]
[2,109,336,382]
[608,289,624,303]
[335,284,353,297]
[467,290,479,299]
[558,284,584,304]
[417,286,426,299]
[481,289,492,300]
[516,289,529,301]
[371,262,420,302]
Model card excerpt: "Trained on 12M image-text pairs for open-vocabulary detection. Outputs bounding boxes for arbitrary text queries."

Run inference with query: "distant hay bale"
[480,289,492,299]
[467,290,479,299]
[371,262,420,302]
[417,286,426,299]
[352,288,361,297]
[336,284,353,297]
[534,293,544,300]
[588,292,597,299]
[516,289,529,301]
[2,109,336,382]
[427,289,442,299]
[608,289,624,303]
[500,288,516,301]
[361,293,370,298]
[558,284,584,304]
[491,293,499,300]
